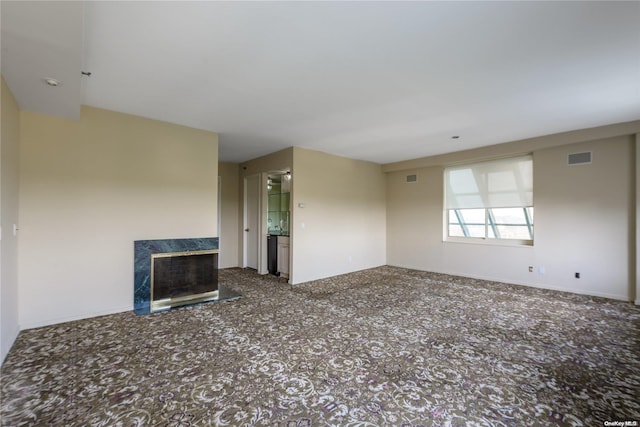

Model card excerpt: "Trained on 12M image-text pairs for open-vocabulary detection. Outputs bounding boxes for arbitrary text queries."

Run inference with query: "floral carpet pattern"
[1,266,639,426]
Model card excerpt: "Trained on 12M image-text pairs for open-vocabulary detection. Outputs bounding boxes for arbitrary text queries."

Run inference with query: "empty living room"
[1,1,639,426]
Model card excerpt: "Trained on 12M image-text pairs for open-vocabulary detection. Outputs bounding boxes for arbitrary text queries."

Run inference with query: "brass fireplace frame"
[150,249,219,312]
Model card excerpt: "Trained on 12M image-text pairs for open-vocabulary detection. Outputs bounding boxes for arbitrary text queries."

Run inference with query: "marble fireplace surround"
[134,237,239,315]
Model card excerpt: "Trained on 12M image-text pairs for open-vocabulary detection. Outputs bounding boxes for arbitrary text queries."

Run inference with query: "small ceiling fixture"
[43,78,61,87]
[451,135,460,139]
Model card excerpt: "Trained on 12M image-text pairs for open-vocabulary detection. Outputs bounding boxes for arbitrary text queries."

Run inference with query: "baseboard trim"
[19,305,132,331]
[386,264,630,302]
[1,325,21,365]
[452,271,628,301]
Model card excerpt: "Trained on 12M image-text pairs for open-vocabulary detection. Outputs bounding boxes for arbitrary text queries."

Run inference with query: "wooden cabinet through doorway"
[277,236,289,279]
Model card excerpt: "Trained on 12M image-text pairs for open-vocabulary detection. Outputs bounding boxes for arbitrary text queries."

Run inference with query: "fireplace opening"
[151,249,219,312]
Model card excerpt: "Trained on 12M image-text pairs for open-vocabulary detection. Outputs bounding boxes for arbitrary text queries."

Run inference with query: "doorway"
[243,174,260,270]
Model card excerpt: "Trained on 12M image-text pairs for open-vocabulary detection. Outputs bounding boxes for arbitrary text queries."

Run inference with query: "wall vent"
[406,174,417,183]
[568,152,592,165]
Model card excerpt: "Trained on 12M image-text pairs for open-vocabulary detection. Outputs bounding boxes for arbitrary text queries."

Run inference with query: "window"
[445,155,533,243]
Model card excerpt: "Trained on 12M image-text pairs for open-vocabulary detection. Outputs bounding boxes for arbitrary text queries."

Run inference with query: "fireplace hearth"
[134,238,240,315]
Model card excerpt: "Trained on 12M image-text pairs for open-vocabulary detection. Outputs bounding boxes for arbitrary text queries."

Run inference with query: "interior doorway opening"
[243,170,292,280]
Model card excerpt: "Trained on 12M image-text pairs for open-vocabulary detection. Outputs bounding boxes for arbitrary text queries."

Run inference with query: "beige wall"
[387,135,635,301]
[218,161,240,268]
[291,147,386,284]
[237,146,386,284]
[19,106,218,328]
[1,77,21,362]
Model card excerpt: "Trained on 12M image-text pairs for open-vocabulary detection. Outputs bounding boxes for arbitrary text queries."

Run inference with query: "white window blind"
[445,155,533,209]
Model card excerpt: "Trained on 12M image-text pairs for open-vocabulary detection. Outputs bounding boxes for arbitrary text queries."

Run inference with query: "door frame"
[243,174,261,270]
[243,170,291,278]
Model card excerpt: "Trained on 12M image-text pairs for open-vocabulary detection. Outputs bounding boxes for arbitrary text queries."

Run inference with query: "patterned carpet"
[1,266,639,426]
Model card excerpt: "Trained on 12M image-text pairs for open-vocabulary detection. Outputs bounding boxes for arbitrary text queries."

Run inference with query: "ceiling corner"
[1,0,84,120]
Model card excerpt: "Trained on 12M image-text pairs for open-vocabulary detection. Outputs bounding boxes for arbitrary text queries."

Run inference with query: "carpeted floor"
[1,266,639,426]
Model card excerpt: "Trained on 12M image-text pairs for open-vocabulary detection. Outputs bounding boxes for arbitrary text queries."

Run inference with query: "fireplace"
[151,249,219,312]
[134,238,240,315]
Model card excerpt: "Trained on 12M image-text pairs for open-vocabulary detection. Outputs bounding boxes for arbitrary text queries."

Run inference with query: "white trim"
[444,236,533,247]
[19,305,132,331]
[242,174,261,269]
[387,264,630,302]
[445,270,629,301]
[0,325,20,364]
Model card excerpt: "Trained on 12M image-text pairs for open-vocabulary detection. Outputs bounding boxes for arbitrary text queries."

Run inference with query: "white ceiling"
[1,1,83,120]
[2,1,639,164]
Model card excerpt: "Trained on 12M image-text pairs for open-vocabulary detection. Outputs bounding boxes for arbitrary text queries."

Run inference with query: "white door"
[244,174,260,269]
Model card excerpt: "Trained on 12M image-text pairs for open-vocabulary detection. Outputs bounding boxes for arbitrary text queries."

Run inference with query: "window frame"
[443,155,534,246]
[446,207,534,246]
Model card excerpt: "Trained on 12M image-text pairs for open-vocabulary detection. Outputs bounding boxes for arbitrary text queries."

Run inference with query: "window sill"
[444,237,533,247]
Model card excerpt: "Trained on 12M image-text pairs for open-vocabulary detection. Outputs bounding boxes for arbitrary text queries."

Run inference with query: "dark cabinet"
[267,235,278,275]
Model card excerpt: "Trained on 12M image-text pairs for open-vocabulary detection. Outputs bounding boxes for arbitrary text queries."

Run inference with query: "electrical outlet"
[575,272,580,279]
[528,266,533,272]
